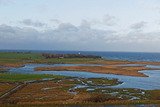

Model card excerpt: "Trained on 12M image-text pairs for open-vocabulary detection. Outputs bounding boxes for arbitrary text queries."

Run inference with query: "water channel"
[3,64,160,90]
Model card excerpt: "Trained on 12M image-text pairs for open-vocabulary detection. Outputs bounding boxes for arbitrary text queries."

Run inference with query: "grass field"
[0,73,67,83]
[0,52,98,64]
[0,52,43,63]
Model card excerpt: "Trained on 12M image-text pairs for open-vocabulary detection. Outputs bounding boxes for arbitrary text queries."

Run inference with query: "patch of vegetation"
[146,90,160,100]
[83,93,119,102]
[82,78,122,86]
[5,82,74,103]
[0,52,43,63]
[0,71,6,73]
[0,84,18,96]
[0,73,68,83]
[76,88,149,101]
[58,79,83,85]
[61,85,74,91]
[46,58,97,63]
[0,52,98,64]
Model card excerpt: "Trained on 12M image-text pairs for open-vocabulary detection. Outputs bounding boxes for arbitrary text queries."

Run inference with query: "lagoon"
[5,64,160,90]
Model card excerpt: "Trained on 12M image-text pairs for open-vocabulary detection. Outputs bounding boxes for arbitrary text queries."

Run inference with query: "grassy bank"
[0,73,67,83]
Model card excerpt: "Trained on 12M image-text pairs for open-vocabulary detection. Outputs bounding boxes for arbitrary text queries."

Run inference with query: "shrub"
[83,94,119,103]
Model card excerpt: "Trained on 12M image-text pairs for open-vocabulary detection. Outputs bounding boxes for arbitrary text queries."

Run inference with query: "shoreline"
[1,51,160,77]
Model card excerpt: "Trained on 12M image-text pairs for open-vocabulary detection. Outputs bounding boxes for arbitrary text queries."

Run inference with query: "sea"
[1,49,160,62]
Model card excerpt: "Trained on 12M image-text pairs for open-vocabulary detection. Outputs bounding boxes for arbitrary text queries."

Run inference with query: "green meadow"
[0,73,67,83]
[0,52,98,63]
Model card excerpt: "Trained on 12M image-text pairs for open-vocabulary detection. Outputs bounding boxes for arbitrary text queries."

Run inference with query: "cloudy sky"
[0,0,160,52]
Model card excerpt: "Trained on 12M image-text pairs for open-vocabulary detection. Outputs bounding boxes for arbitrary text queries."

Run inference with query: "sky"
[0,0,160,52]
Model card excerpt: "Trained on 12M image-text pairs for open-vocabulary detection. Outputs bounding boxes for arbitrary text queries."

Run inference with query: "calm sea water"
[1,49,160,62]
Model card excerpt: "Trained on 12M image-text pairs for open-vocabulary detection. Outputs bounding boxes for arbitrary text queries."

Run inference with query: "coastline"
[1,51,160,77]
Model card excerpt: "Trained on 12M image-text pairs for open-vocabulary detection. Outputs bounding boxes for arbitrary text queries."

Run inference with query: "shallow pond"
[5,64,160,90]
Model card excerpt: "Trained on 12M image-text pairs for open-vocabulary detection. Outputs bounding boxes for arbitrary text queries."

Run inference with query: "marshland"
[0,52,160,106]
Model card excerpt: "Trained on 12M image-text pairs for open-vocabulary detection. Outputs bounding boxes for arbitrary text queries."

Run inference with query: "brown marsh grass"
[34,65,158,77]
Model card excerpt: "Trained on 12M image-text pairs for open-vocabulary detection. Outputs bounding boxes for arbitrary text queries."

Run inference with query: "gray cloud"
[0,24,39,43]
[103,14,116,26]
[57,23,78,31]
[77,14,117,29]
[80,20,91,29]
[0,22,160,52]
[130,21,147,31]
[21,19,46,27]
[0,23,114,50]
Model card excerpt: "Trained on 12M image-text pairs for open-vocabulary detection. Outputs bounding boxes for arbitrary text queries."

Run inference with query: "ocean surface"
[1,49,160,62]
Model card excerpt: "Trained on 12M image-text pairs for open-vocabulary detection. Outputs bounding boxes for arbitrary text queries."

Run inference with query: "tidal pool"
[5,64,160,90]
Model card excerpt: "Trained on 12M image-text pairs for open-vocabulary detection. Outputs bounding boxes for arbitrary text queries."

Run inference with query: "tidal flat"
[1,52,160,106]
